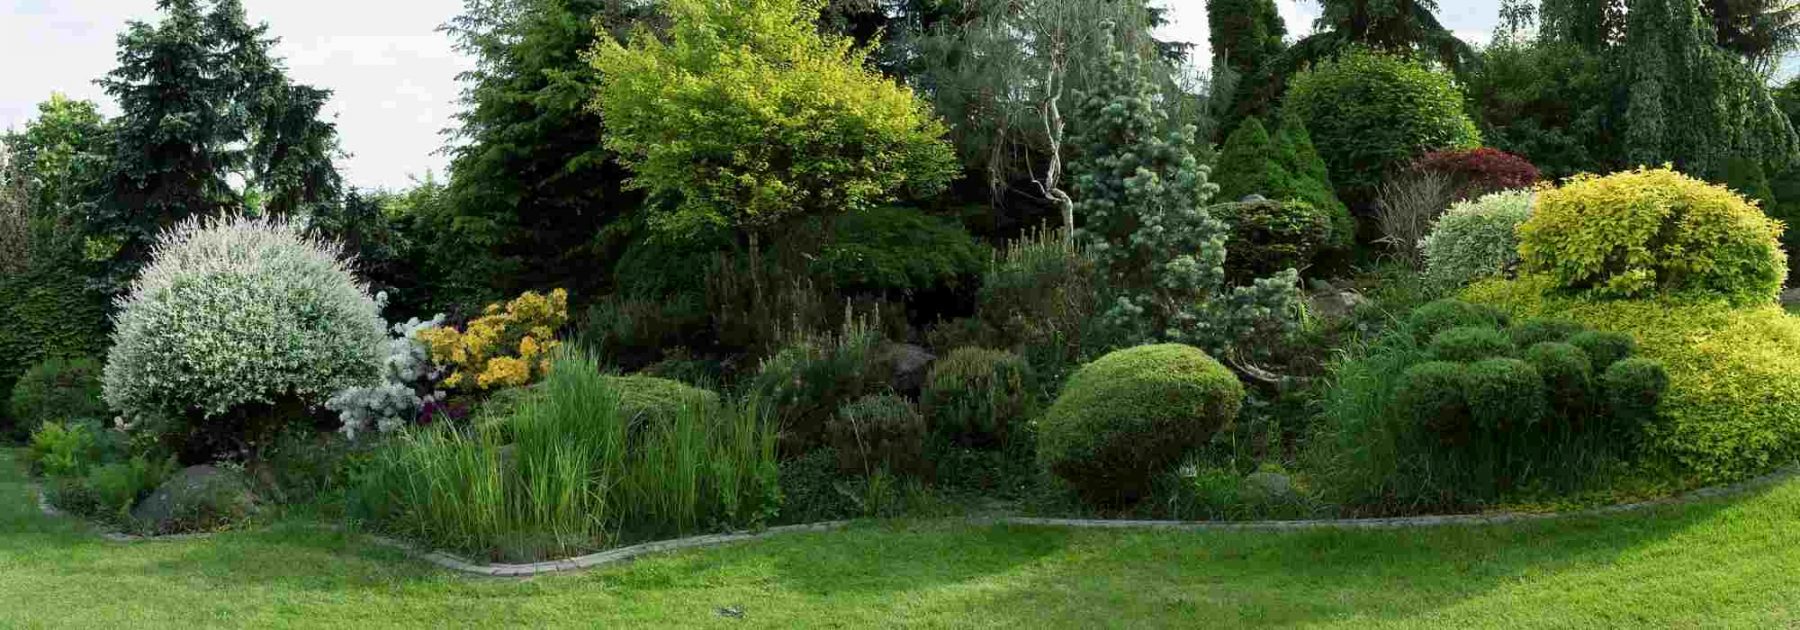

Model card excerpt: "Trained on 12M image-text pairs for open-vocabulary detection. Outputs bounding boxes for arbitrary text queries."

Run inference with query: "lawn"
[2,448,1796,629]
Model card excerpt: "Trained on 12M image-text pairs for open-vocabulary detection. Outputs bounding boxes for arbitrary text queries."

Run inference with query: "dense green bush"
[0,263,109,417]
[1465,276,1800,481]
[1037,344,1246,505]
[1568,331,1636,372]
[603,375,722,423]
[1508,318,1587,347]
[1210,199,1335,281]
[1211,115,1352,247]
[27,421,105,479]
[1518,167,1787,306]
[1285,47,1482,202]
[809,206,986,295]
[1525,342,1595,414]
[828,394,928,478]
[1407,299,1508,340]
[1394,361,1470,442]
[1464,358,1546,431]
[955,227,1107,384]
[7,357,107,440]
[919,347,1035,447]
[1427,326,1515,363]
[1421,190,1535,290]
[749,318,891,454]
[1602,358,1671,433]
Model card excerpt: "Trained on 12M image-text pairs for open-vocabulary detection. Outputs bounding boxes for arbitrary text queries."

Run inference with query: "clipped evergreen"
[1212,115,1352,249]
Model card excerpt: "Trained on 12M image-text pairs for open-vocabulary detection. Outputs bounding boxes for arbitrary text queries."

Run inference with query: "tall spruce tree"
[1208,0,1287,79]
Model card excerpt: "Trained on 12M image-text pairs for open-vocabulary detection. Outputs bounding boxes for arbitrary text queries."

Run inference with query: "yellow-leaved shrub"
[418,289,569,391]
[1517,167,1787,306]
[1464,275,1800,481]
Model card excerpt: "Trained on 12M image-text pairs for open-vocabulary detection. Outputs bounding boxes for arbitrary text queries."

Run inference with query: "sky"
[0,0,1508,191]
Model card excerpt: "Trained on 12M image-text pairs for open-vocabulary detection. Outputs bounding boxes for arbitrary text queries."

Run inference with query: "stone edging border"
[32,464,1797,577]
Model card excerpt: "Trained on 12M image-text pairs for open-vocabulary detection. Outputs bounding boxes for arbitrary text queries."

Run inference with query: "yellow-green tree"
[589,0,958,244]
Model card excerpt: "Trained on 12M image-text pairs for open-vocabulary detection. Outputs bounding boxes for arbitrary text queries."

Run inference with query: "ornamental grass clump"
[104,215,385,457]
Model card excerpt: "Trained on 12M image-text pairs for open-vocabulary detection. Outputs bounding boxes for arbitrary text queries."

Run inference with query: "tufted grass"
[2,447,1797,628]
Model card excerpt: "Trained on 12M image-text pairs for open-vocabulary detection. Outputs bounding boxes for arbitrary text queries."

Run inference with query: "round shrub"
[104,216,386,454]
[8,357,107,440]
[1037,344,1246,505]
[1568,330,1636,371]
[1518,167,1787,305]
[1408,299,1507,340]
[1421,190,1534,289]
[1508,318,1587,347]
[603,375,722,423]
[1428,326,1516,363]
[1465,276,1800,480]
[828,394,928,478]
[1464,358,1546,431]
[1211,198,1335,281]
[1602,357,1670,434]
[919,347,1036,447]
[1524,342,1594,413]
[1395,361,1470,442]
[1285,47,1482,201]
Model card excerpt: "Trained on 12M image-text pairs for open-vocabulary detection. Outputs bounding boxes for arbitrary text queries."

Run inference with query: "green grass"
[3,448,1798,628]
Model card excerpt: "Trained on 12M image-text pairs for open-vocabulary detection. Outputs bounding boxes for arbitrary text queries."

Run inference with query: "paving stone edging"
[32,464,1797,577]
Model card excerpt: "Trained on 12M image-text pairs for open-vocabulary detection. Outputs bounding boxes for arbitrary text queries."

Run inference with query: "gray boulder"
[1239,471,1299,507]
[883,343,937,395]
[131,465,257,535]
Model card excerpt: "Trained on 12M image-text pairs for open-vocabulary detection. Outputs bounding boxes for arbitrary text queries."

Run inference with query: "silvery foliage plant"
[327,298,447,440]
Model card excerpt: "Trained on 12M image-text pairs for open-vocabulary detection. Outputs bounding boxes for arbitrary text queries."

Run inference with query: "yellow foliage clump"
[418,289,570,392]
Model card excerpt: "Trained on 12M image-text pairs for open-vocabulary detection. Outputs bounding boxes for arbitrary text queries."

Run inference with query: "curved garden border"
[32,464,1797,577]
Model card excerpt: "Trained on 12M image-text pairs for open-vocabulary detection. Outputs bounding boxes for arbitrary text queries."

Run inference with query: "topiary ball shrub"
[7,357,107,441]
[828,394,929,478]
[1211,198,1335,281]
[1568,330,1636,372]
[1464,358,1546,432]
[1518,167,1787,306]
[104,216,386,460]
[919,347,1036,448]
[1408,299,1508,340]
[1284,46,1482,203]
[1394,361,1470,443]
[1421,190,1535,290]
[1428,326,1516,363]
[1524,342,1594,415]
[1508,318,1586,347]
[1037,344,1246,506]
[1602,357,1670,436]
[602,375,722,423]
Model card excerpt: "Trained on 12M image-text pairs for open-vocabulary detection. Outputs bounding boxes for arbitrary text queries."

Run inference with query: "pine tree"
[1212,116,1352,246]
[1207,0,1286,79]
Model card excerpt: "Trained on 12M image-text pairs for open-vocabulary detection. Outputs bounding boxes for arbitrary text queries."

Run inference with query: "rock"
[1239,471,1298,507]
[130,465,256,535]
[1239,194,1268,203]
[884,343,936,395]
[1307,290,1369,322]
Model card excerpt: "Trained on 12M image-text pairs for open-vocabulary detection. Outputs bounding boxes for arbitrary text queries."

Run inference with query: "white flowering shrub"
[1421,190,1535,290]
[104,215,387,444]
[328,313,445,440]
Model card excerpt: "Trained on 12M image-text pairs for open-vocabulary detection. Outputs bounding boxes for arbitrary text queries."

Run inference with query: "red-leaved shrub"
[1412,148,1540,200]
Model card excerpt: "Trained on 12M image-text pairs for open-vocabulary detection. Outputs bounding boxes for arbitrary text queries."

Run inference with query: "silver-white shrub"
[327,312,445,440]
[1421,189,1535,290]
[104,215,387,428]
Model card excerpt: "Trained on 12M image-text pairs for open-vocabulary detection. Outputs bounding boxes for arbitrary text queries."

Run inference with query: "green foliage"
[828,394,929,478]
[1207,0,1287,80]
[7,357,106,441]
[591,0,957,238]
[1602,357,1671,433]
[1524,342,1596,414]
[0,263,109,424]
[1568,330,1637,371]
[1508,318,1588,347]
[1406,299,1508,340]
[1427,327,1516,363]
[1285,47,1482,203]
[920,347,1036,447]
[0,94,108,243]
[604,375,722,424]
[84,455,177,522]
[962,227,1106,382]
[1394,361,1471,441]
[352,350,780,562]
[1463,358,1547,431]
[1519,167,1786,306]
[810,206,987,295]
[1037,344,1246,505]
[27,421,103,479]
[1464,40,1613,179]
[1421,190,1535,290]
[1212,116,1352,248]
[1465,275,1800,481]
[1211,200,1334,282]
[749,318,891,454]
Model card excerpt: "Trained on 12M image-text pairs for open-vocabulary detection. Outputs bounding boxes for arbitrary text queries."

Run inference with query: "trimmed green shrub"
[7,357,107,440]
[1285,47,1482,202]
[1394,361,1470,441]
[1464,358,1546,431]
[1421,190,1535,290]
[1407,299,1507,340]
[1524,342,1595,414]
[1211,198,1335,281]
[1037,344,1246,505]
[0,262,109,418]
[919,347,1035,447]
[1602,357,1671,434]
[810,206,987,295]
[1518,167,1787,306]
[1212,116,1352,246]
[1428,326,1516,363]
[1466,275,1800,480]
[828,394,928,478]
[602,375,722,423]
[1569,331,1636,372]
[1508,318,1587,347]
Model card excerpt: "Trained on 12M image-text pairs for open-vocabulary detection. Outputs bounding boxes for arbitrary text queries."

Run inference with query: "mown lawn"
[2,448,1796,629]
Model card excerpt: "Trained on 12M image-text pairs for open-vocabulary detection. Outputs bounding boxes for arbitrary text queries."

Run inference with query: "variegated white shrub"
[104,215,387,434]
[328,312,445,440]
[1421,190,1535,290]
